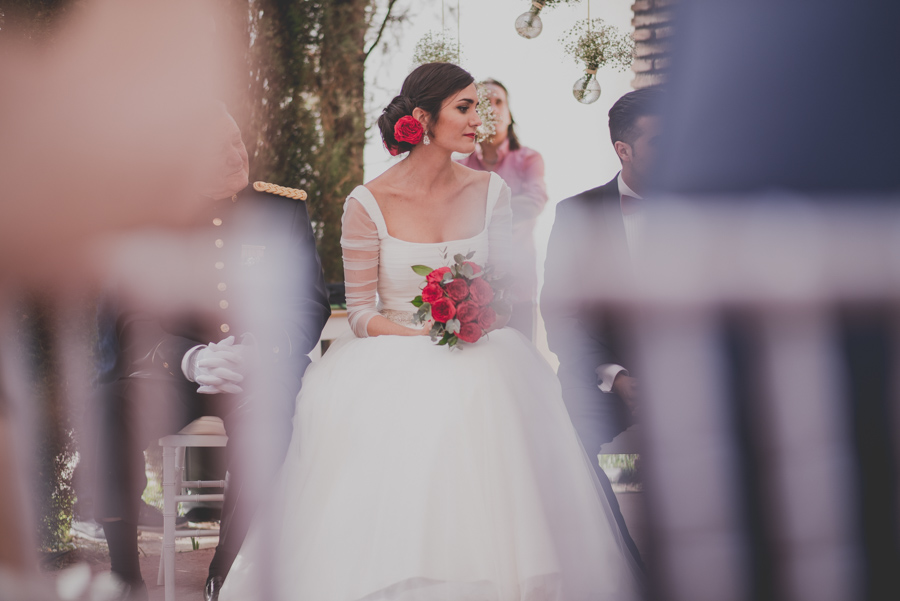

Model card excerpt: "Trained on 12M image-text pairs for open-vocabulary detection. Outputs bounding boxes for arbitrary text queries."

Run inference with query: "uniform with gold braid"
[92,179,330,594]
[252,180,308,201]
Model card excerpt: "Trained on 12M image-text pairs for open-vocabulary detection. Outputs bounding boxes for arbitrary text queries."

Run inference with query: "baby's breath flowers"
[411,31,460,67]
[475,83,496,143]
[561,18,634,104]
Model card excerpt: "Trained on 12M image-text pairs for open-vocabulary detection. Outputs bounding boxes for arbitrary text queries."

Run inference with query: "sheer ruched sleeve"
[341,196,380,338]
[488,179,514,280]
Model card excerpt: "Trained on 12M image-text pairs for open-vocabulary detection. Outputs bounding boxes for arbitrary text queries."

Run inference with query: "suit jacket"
[99,184,331,406]
[542,175,635,444]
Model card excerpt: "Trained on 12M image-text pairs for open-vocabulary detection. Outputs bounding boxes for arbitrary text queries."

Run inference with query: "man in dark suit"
[542,88,663,568]
[90,108,331,601]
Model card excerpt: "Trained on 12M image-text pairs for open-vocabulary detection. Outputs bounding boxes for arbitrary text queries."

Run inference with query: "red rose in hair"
[477,306,497,330]
[426,266,451,284]
[458,322,483,344]
[463,261,482,275]
[421,282,443,304]
[431,297,457,322]
[394,115,424,145]
[456,301,480,323]
[383,139,400,156]
[468,278,495,306]
[445,279,470,302]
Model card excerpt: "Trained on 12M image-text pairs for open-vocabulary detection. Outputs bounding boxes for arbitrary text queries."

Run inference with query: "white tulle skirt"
[219,328,643,601]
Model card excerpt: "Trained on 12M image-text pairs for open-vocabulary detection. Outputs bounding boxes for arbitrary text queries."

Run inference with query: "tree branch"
[364,0,398,61]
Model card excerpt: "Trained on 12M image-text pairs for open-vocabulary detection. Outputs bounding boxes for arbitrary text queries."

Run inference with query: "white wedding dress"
[219,173,643,601]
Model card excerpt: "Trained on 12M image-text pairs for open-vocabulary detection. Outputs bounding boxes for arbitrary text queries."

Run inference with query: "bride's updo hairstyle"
[378,62,475,155]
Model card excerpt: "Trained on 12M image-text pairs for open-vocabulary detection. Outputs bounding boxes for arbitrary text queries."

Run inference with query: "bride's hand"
[417,320,434,336]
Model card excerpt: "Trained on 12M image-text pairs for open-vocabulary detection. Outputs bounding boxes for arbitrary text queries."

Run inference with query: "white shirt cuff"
[597,363,628,393]
[181,345,207,381]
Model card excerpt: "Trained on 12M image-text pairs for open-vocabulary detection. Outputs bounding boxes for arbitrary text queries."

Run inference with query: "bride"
[219,62,643,601]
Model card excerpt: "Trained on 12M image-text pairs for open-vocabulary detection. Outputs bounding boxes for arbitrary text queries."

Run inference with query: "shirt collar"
[617,172,643,200]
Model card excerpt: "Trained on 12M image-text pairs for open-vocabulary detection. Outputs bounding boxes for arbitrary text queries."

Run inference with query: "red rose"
[430,297,457,323]
[468,278,495,306]
[394,115,424,145]
[445,279,470,302]
[383,139,400,156]
[426,266,451,284]
[456,301,480,323]
[458,322,483,344]
[421,282,443,304]
[463,261,483,275]
[477,306,497,330]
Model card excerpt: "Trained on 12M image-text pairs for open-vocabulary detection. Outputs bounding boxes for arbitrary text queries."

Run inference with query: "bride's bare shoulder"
[452,162,490,188]
[363,168,400,202]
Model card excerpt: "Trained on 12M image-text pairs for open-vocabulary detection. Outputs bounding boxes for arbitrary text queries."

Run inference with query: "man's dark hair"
[608,88,664,146]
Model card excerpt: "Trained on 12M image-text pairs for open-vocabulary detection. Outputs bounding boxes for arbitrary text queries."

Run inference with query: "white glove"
[183,335,245,394]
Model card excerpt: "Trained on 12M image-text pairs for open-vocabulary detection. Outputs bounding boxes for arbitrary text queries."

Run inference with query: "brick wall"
[631,0,674,89]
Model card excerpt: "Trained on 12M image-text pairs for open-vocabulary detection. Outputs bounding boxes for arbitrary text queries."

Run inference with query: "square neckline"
[354,172,500,246]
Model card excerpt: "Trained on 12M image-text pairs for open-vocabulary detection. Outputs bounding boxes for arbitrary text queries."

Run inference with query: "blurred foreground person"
[457,79,548,340]
[89,107,330,601]
[542,88,663,569]
[0,0,248,595]
[595,2,900,601]
[218,62,643,601]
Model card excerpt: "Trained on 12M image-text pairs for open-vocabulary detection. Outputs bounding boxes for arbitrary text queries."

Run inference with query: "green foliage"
[411,265,435,276]
[234,0,374,284]
[17,299,78,552]
[599,453,639,472]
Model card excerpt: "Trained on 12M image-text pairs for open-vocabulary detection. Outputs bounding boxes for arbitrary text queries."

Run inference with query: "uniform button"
[217,282,227,292]
[219,300,229,309]
[272,346,279,354]
[220,323,230,333]
[215,239,224,248]
[215,261,225,270]
[212,218,223,226]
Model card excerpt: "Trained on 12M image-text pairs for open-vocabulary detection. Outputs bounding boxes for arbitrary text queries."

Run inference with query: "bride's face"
[429,83,482,154]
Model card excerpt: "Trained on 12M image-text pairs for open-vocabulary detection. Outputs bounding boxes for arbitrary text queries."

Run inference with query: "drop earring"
[423,132,431,145]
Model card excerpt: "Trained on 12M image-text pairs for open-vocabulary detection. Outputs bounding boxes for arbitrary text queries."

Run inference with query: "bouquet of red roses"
[411,252,510,347]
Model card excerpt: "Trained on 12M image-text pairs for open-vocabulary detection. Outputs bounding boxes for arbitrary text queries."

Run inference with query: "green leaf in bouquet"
[453,253,467,265]
[446,318,461,334]
[448,336,458,347]
[460,263,474,279]
[411,296,424,307]
[414,304,432,325]
[430,322,443,338]
[466,251,475,259]
[437,334,449,345]
[411,265,435,276]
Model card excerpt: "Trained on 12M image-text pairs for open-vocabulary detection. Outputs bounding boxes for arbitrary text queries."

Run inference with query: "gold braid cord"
[253,181,308,201]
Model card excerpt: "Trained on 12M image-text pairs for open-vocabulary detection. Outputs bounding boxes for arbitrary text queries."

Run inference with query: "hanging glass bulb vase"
[515,2,544,39]
[561,18,634,105]
[572,68,601,104]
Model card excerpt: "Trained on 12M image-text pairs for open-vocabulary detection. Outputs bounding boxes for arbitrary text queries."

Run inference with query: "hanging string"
[457,0,461,63]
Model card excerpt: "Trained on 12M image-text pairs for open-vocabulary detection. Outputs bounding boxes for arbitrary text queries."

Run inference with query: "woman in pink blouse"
[458,79,548,340]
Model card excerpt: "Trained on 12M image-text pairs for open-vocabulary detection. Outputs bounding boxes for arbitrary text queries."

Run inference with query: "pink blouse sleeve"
[488,180,514,278]
[511,149,549,223]
[340,197,380,338]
